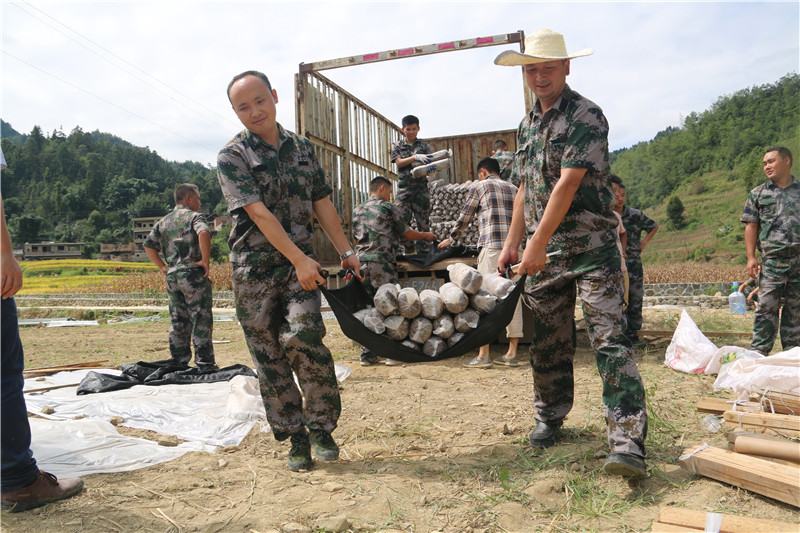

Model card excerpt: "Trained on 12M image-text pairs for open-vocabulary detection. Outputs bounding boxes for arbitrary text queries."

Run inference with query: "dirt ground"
[3,307,799,533]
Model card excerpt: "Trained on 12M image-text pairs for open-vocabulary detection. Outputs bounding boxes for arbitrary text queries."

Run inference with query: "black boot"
[287,430,312,471]
[528,420,561,449]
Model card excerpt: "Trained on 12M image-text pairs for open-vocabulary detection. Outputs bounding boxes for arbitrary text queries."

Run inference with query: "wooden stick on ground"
[24,360,110,372]
[24,383,82,394]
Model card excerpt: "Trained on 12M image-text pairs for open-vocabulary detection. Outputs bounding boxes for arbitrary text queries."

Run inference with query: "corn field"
[643,263,747,284]
[18,259,749,294]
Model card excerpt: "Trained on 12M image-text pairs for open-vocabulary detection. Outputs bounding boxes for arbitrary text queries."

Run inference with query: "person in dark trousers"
[1,148,84,512]
[217,70,362,472]
[741,146,799,354]
[495,28,648,479]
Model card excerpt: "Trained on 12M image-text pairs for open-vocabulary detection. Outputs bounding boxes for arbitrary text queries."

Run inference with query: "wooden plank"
[697,398,761,415]
[754,386,800,416]
[724,422,798,440]
[658,506,800,532]
[299,33,523,72]
[679,445,800,508]
[723,410,800,431]
[649,522,699,533]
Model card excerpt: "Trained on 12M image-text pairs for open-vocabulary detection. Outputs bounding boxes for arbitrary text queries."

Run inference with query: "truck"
[295,30,533,264]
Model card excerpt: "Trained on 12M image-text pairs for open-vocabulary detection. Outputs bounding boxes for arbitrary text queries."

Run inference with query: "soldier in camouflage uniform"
[616,181,659,343]
[352,176,436,365]
[143,184,216,370]
[491,139,518,186]
[741,146,800,354]
[217,71,362,472]
[495,29,647,478]
[391,115,434,254]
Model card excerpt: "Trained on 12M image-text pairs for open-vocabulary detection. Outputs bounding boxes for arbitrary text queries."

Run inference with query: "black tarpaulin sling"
[320,274,526,363]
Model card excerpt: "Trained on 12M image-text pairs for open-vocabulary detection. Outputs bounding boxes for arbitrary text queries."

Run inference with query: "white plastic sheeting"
[23,364,352,476]
[28,418,213,478]
[24,369,265,448]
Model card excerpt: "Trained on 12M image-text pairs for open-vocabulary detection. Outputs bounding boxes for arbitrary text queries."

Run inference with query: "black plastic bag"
[76,360,257,395]
[320,274,526,363]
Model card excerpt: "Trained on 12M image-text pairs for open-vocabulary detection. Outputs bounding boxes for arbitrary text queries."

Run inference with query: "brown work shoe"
[1,470,84,513]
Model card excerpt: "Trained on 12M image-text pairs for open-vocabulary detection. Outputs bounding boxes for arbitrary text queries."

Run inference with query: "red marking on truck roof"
[477,36,495,44]
[398,48,414,56]
[362,53,379,61]
[438,42,455,50]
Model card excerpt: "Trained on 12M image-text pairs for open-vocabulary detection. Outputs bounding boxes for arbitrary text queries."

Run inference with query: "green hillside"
[610,73,799,266]
[1,73,797,264]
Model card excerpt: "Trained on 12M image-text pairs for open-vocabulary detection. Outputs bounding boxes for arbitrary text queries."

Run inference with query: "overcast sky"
[2,1,798,167]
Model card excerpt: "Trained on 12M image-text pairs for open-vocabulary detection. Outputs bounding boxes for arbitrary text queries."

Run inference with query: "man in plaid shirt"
[439,157,523,368]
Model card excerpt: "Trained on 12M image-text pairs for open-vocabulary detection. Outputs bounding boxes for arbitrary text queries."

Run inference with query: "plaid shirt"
[449,175,517,249]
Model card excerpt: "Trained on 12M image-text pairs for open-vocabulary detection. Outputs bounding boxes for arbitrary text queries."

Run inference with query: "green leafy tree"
[210,224,231,263]
[666,196,686,229]
[10,214,44,244]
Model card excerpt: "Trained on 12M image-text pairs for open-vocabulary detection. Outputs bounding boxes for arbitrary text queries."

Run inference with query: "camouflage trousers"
[524,248,647,456]
[231,264,341,440]
[624,257,644,335]
[166,268,215,366]
[396,180,431,253]
[358,260,398,359]
[751,255,800,354]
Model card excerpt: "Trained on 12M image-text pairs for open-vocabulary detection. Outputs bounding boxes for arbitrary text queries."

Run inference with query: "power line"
[12,1,239,131]
[3,51,220,154]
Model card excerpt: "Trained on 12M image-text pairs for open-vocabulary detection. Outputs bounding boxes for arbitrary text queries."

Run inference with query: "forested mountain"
[1,72,798,262]
[1,122,223,255]
[611,73,799,210]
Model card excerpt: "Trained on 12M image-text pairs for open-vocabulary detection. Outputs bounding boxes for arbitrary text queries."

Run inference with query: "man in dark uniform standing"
[144,183,217,370]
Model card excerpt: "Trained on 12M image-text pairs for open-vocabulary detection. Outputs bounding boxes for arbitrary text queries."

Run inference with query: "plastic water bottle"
[728,282,746,314]
[701,414,723,433]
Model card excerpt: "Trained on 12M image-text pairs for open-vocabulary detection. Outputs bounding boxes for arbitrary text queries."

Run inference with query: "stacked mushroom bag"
[366,263,508,357]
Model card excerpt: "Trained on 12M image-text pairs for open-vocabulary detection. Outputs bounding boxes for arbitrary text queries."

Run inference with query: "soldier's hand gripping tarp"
[320,274,526,363]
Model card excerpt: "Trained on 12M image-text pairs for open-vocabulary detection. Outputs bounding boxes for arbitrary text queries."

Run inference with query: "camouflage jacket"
[143,205,210,274]
[491,150,517,186]
[511,84,616,258]
[216,123,332,268]
[741,176,800,258]
[352,195,408,263]
[621,206,658,259]
[391,137,433,185]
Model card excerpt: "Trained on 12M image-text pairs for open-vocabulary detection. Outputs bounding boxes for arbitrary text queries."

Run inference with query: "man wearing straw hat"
[495,29,648,478]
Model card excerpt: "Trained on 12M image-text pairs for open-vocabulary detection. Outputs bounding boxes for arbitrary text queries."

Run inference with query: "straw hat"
[494,28,593,66]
